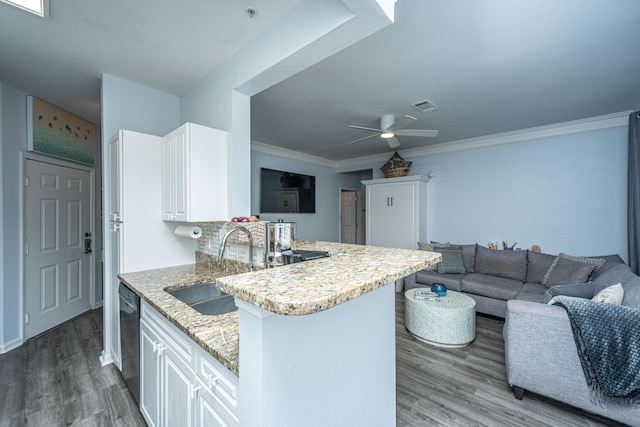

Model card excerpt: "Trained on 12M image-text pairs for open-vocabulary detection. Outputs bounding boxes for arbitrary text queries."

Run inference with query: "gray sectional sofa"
[404,242,640,426]
[404,242,626,318]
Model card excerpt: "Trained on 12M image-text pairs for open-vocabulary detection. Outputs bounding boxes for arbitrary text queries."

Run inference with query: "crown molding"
[336,111,632,171]
[253,111,632,172]
[251,140,338,168]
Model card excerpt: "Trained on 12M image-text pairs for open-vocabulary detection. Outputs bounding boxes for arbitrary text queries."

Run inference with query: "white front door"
[24,159,92,339]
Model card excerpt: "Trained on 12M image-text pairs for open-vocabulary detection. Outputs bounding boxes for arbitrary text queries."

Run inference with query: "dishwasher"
[118,282,140,405]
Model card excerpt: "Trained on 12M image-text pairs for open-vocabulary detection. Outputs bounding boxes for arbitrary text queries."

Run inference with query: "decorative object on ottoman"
[380,151,411,178]
[431,283,447,296]
[405,289,476,348]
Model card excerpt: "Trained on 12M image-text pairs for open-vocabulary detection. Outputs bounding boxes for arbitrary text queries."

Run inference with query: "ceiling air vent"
[411,99,438,114]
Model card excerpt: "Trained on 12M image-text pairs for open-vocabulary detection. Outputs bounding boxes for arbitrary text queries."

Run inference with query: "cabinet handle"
[189,383,203,399]
[390,197,393,206]
[205,373,218,389]
[386,197,390,206]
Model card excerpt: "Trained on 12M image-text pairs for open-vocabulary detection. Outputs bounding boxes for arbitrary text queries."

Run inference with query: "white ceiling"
[0,0,302,125]
[251,0,640,161]
[1,0,639,162]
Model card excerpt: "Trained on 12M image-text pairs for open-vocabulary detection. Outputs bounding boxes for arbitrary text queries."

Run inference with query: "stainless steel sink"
[166,282,237,316]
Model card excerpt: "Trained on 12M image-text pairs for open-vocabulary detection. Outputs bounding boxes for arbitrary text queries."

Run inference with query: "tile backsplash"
[197,221,265,268]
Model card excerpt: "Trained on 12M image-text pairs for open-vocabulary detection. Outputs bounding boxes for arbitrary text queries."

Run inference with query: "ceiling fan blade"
[388,115,417,131]
[347,133,381,145]
[386,136,401,148]
[394,129,439,137]
[348,125,383,132]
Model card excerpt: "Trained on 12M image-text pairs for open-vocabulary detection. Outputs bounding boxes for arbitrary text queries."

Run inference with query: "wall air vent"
[411,99,438,114]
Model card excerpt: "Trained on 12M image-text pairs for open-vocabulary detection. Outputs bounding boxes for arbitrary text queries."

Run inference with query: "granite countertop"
[118,260,248,376]
[119,241,440,376]
[216,240,440,316]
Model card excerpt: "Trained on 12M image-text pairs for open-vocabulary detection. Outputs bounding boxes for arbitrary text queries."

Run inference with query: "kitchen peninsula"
[119,240,439,427]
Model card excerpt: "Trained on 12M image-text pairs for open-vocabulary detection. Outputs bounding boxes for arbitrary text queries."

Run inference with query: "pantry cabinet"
[140,301,239,427]
[162,122,229,222]
[362,175,429,249]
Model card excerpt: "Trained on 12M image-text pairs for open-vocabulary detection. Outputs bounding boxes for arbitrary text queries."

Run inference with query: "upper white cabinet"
[162,123,229,222]
[362,175,429,249]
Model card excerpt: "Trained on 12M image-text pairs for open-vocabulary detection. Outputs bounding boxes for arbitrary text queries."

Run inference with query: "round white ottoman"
[404,289,476,348]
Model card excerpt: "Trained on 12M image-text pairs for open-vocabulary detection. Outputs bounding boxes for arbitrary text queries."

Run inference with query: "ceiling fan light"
[380,131,394,139]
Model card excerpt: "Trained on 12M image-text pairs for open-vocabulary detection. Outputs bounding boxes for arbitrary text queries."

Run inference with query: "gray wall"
[251,150,364,242]
[397,127,628,258]
[1,84,28,348]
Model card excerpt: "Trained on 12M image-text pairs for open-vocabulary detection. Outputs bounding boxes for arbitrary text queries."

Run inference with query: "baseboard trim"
[99,350,114,366]
[0,337,24,354]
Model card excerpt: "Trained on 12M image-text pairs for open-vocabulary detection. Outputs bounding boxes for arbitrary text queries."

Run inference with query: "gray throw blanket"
[552,296,640,406]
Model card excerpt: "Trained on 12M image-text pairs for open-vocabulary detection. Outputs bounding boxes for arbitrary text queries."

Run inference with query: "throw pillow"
[592,283,625,305]
[417,242,450,271]
[526,251,556,283]
[435,245,466,274]
[543,257,596,287]
[541,253,605,285]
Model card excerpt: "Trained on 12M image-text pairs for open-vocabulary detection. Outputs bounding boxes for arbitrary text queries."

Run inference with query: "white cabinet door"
[108,134,122,222]
[140,319,162,427]
[109,222,123,369]
[161,123,229,222]
[163,346,196,427]
[195,378,239,427]
[364,176,429,250]
[172,124,189,221]
[161,134,174,221]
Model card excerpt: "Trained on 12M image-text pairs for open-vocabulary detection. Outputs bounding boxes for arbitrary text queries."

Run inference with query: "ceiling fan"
[347,114,439,148]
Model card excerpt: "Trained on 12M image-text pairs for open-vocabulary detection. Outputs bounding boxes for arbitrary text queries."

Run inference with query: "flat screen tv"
[260,168,316,213]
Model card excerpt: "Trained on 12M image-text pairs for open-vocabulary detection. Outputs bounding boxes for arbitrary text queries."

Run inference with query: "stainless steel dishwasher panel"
[118,282,140,405]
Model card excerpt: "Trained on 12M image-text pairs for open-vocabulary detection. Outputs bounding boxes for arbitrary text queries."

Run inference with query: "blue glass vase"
[431,283,447,296]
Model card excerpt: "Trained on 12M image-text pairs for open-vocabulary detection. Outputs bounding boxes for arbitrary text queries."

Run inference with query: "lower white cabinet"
[140,301,239,427]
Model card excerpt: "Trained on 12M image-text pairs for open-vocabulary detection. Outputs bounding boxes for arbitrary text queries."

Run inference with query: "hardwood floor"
[395,291,624,427]
[0,309,146,427]
[0,296,624,426]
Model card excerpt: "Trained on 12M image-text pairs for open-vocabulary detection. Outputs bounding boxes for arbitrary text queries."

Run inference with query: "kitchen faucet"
[218,226,254,272]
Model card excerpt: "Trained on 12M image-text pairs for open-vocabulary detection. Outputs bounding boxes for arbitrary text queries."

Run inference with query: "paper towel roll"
[174,225,203,239]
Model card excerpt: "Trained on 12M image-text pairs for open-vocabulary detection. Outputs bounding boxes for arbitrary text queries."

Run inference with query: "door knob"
[84,232,92,254]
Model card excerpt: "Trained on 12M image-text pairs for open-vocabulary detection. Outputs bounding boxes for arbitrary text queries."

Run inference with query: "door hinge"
[25,176,30,187]
[25,244,29,255]
[25,313,30,324]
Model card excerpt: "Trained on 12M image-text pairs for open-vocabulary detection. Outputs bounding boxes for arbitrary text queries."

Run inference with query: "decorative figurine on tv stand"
[431,283,447,296]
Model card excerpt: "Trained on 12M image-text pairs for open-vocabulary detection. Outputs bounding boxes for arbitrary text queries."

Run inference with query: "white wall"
[404,127,628,258]
[1,84,28,349]
[251,149,363,241]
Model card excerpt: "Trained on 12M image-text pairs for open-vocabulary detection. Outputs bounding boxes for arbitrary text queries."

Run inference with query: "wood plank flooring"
[0,308,145,427]
[395,291,624,426]
[0,297,625,426]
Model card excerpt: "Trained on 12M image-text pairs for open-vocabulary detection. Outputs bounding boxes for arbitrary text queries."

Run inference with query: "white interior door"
[24,159,92,339]
[341,190,358,244]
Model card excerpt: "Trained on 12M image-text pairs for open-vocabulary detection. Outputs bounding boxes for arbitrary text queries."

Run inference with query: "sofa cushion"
[417,242,450,271]
[434,245,466,274]
[414,270,465,291]
[542,282,596,303]
[590,254,626,279]
[474,246,528,282]
[543,257,596,287]
[593,263,638,294]
[526,251,556,283]
[592,283,624,304]
[520,282,547,295]
[458,244,477,273]
[461,273,524,301]
[622,277,640,308]
[541,253,604,285]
